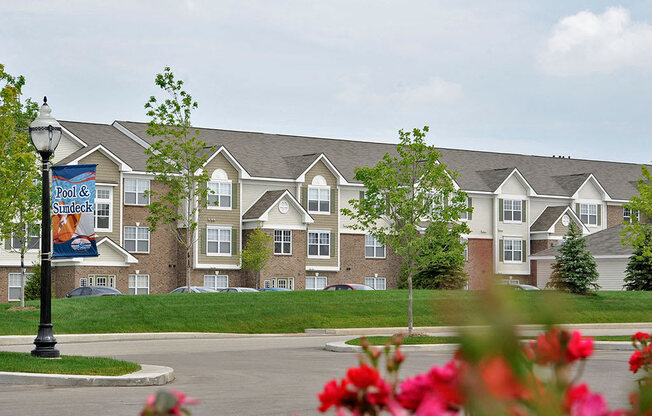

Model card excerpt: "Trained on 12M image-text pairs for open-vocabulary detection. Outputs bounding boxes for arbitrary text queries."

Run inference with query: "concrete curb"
[0,332,312,346]
[0,364,174,386]
[307,323,652,337]
[325,340,636,353]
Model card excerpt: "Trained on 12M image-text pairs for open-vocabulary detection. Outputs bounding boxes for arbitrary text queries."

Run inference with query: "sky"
[1,0,651,164]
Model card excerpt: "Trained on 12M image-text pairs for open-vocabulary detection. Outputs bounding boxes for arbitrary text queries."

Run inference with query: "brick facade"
[607,205,624,228]
[464,238,494,289]
[338,233,402,288]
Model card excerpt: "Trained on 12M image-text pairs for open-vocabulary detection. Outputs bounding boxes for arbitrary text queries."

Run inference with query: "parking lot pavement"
[0,335,640,415]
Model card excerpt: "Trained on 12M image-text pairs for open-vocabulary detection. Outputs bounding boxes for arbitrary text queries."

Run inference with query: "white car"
[219,287,259,293]
[170,286,218,294]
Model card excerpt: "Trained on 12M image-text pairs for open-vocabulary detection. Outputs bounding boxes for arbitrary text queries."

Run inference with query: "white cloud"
[539,7,652,76]
[336,77,463,109]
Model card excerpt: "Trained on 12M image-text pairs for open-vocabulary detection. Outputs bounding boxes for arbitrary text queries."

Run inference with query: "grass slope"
[0,290,650,335]
[0,352,140,376]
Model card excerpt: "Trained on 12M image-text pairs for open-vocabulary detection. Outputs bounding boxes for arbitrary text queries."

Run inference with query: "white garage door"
[595,258,628,291]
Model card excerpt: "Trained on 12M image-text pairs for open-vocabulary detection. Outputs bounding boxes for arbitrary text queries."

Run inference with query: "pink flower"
[566,331,594,363]
[531,328,563,365]
[564,384,620,416]
[397,360,463,411]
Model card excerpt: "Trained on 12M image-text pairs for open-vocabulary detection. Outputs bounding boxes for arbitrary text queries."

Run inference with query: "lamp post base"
[31,323,60,358]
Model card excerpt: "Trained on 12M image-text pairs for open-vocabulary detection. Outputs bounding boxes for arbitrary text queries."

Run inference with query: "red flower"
[479,356,528,401]
[531,328,563,365]
[347,364,380,390]
[397,360,463,411]
[629,350,644,374]
[632,332,650,342]
[566,331,594,363]
[318,379,350,412]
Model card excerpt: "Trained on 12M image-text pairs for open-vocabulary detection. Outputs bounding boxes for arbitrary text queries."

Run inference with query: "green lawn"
[0,352,140,376]
[0,290,650,335]
[345,335,637,346]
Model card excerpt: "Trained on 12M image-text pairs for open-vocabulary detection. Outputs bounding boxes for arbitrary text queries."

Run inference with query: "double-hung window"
[128,274,149,295]
[503,238,522,263]
[503,199,522,222]
[274,230,292,255]
[204,274,228,290]
[365,276,386,290]
[207,182,232,209]
[8,273,33,301]
[124,179,149,205]
[306,276,327,290]
[9,225,40,251]
[124,226,150,253]
[308,231,329,257]
[95,186,112,231]
[462,237,469,260]
[207,227,231,255]
[579,203,598,226]
[623,207,640,223]
[308,187,330,213]
[365,234,385,258]
[460,197,470,220]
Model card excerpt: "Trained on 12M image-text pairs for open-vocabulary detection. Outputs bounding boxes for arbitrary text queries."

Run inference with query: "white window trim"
[207,179,232,210]
[364,234,386,259]
[365,276,386,290]
[8,273,33,301]
[503,238,523,263]
[460,197,469,221]
[272,277,294,290]
[206,225,232,257]
[124,226,150,253]
[79,277,88,287]
[306,275,327,290]
[503,199,523,223]
[128,273,150,295]
[204,274,228,290]
[307,185,331,215]
[124,178,150,206]
[579,203,599,227]
[8,224,41,252]
[623,207,640,223]
[307,229,330,259]
[274,230,292,255]
[462,237,469,261]
[95,186,113,232]
[88,274,116,288]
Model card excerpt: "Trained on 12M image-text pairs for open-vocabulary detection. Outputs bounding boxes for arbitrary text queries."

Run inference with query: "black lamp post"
[29,97,62,358]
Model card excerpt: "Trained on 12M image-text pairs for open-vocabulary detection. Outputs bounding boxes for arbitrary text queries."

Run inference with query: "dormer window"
[579,203,598,226]
[308,175,330,214]
[208,169,232,209]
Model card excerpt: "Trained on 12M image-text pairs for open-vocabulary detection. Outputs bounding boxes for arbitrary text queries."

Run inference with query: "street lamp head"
[29,96,62,157]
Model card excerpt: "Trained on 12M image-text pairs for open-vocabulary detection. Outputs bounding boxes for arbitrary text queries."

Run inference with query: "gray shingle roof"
[533,225,632,257]
[57,121,646,201]
[530,206,569,232]
[243,190,289,220]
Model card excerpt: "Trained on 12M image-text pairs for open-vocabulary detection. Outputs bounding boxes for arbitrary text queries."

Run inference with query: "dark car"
[258,288,292,292]
[65,286,123,298]
[323,284,375,291]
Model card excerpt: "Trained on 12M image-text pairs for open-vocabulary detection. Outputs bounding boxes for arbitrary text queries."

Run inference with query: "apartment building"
[0,120,646,299]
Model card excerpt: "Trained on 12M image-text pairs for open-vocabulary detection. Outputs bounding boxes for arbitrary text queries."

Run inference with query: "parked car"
[169,286,218,294]
[500,281,540,291]
[65,286,123,298]
[258,288,292,292]
[323,284,375,291]
[219,287,259,293]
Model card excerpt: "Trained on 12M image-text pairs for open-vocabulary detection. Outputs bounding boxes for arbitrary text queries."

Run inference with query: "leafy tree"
[547,221,600,294]
[342,126,471,335]
[623,226,652,291]
[240,228,272,289]
[401,222,468,290]
[621,165,652,259]
[25,263,41,301]
[0,64,40,306]
[144,67,213,291]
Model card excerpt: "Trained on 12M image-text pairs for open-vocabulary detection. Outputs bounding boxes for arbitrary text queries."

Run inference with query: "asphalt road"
[0,335,639,415]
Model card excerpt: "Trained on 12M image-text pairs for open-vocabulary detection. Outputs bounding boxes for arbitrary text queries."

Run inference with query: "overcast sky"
[2,1,651,164]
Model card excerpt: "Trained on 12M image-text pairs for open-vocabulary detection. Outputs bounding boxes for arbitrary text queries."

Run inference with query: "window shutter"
[4,237,10,250]
[330,232,336,257]
[597,205,602,226]
[575,203,580,214]
[522,239,527,263]
[301,187,307,208]
[232,228,238,255]
[201,227,207,254]
[330,188,336,214]
[200,181,207,204]
[499,239,504,262]
[522,200,527,223]
[359,190,365,202]
[499,199,504,222]
[468,197,473,220]
[232,183,238,209]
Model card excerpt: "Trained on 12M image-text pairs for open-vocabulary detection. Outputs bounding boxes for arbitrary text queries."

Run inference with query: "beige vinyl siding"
[265,197,304,227]
[242,182,295,212]
[552,217,582,237]
[304,161,338,268]
[577,182,603,201]
[52,134,83,164]
[198,153,240,265]
[596,259,627,290]
[80,151,120,243]
[501,175,527,195]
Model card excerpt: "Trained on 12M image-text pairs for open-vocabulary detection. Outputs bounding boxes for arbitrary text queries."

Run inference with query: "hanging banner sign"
[51,164,98,258]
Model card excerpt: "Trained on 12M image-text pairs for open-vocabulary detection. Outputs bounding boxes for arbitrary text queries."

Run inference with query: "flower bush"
[317,330,652,416]
[140,390,199,416]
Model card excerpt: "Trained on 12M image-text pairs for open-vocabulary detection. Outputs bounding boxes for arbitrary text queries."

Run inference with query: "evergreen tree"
[623,226,652,291]
[547,221,600,293]
[25,263,41,301]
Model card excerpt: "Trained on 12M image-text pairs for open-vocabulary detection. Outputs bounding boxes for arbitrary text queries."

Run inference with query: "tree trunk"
[408,261,413,337]
[20,252,25,308]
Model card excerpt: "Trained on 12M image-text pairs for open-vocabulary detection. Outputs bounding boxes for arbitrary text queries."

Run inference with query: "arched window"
[208,169,232,209]
[308,175,330,213]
